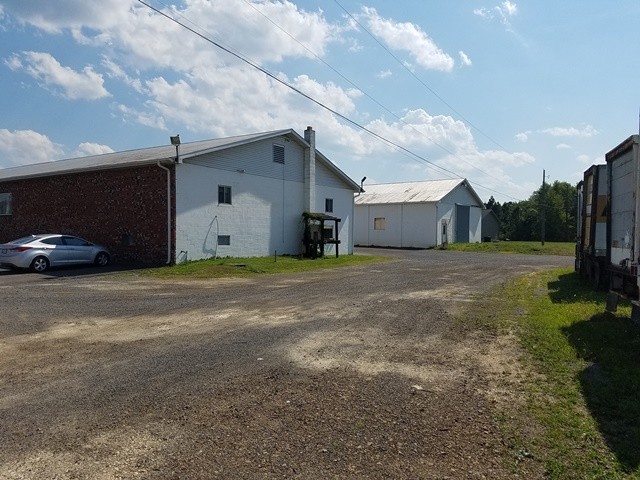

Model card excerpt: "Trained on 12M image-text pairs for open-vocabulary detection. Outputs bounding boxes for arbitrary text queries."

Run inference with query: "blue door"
[455,204,470,243]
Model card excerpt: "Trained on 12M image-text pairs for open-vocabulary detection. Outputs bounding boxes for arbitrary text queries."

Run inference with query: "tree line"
[485,180,577,242]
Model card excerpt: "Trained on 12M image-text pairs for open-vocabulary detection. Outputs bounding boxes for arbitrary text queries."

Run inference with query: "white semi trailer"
[606,135,640,318]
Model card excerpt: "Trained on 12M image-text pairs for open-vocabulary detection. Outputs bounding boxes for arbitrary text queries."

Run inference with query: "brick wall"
[0,164,175,266]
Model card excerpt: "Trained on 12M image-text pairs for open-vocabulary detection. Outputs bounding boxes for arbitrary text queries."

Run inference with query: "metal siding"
[400,204,437,248]
[316,160,348,189]
[610,151,635,266]
[186,137,304,183]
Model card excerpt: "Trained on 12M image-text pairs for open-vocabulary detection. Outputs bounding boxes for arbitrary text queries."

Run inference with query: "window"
[218,185,232,204]
[41,237,64,246]
[63,236,90,246]
[0,193,12,215]
[273,144,285,164]
[323,226,334,240]
[325,198,333,213]
[374,217,385,230]
[218,235,231,246]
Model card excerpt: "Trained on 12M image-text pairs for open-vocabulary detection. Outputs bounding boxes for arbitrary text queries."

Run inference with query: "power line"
[136,0,519,201]
[137,0,459,179]
[333,0,509,153]
[242,0,511,189]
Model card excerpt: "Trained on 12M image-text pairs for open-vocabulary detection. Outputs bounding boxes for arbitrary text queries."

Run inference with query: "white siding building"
[354,179,485,248]
[175,127,360,261]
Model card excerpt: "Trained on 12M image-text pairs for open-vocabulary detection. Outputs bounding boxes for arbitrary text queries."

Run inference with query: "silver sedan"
[0,234,110,272]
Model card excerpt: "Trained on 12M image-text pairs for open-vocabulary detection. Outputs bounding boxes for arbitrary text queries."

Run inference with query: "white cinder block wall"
[174,132,357,261]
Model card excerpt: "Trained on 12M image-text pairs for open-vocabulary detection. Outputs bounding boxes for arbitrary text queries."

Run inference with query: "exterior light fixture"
[170,135,181,163]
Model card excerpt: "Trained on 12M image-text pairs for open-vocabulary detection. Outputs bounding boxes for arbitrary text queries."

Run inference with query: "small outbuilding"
[354,179,485,248]
[481,209,500,241]
[0,127,361,265]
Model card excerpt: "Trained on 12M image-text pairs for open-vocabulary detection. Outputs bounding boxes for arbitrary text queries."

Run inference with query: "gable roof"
[354,179,484,206]
[0,129,361,191]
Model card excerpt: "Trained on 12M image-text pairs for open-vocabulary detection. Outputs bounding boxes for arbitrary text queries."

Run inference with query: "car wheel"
[30,256,49,272]
[95,252,110,267]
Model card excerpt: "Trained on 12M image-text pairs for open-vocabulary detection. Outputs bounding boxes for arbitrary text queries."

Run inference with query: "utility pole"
[541,169,546,246]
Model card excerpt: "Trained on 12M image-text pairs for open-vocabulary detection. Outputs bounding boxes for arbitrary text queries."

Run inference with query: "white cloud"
[0,0,135,34]
[0,1,533,201]
[474,1,518,27]
[515,132,529,142]
[360,7,455,72]
[6,51,110,100]
[2,1,339,71]
[458,51,472,66]
[473,8,491,19]
[101,56,143,93]
[116,104,166,130]
[73,142,114,157]
[556,143,571,150]
[376,69,392,79]
[501,1,518,17]
[0,129,65,167]
[541,125,598,138]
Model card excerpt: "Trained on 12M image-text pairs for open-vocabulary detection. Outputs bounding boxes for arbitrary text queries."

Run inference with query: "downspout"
[157,161,172,264]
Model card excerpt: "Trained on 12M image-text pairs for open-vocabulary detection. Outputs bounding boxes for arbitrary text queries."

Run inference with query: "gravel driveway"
[0,248,572,479]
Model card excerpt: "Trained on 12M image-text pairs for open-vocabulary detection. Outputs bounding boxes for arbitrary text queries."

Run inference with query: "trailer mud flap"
[606,291,619,312]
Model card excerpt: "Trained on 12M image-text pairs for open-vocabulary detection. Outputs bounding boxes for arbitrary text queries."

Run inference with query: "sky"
[1,1,639,203]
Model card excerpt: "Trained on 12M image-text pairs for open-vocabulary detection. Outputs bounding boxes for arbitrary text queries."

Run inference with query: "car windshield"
[10,236,38,245]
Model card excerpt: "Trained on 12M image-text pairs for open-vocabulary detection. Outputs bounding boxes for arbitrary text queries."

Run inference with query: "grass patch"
[443,241,574,256]
[479,268,640,478]
[142,254,390,278]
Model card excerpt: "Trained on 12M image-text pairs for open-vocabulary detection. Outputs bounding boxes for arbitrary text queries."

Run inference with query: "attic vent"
[273,144,285,164]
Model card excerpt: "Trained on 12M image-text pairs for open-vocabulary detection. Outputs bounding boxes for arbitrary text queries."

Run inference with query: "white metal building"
[175,127,360,261]
[354,179,485,248]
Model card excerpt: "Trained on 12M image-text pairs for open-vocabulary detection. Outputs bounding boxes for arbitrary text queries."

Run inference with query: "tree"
[487,181,577,242]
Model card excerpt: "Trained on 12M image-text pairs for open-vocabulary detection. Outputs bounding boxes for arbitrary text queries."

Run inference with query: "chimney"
[304,126,316,212]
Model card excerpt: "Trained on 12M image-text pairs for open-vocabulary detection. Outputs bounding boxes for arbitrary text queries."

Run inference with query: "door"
[62,236,94,263]
[455,204,470,243]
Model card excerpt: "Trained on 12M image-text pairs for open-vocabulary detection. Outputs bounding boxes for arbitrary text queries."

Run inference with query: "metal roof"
[0,129,361,191]
[0,130,292,182]
[354,179,482,205]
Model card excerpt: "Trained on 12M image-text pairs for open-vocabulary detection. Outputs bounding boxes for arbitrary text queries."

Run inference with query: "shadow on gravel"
[0,262,149,278]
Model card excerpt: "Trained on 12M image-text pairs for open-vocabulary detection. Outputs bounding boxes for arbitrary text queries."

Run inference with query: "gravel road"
[0,248,573,479]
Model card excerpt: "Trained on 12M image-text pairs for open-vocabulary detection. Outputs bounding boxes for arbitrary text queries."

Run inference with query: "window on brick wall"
[218,235,231,246]
[218,185,232,204]
[0,193,12,215]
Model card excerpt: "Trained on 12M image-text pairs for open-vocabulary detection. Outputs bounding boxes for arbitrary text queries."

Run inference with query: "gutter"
[156,161,172,264]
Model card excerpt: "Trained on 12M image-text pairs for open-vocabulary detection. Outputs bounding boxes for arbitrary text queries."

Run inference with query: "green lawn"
[142,253,390,278]
[444,241,574,256]
[474,268,640,479]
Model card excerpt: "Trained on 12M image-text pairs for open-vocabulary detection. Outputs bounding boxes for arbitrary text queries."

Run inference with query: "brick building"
[0,128,360,265]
